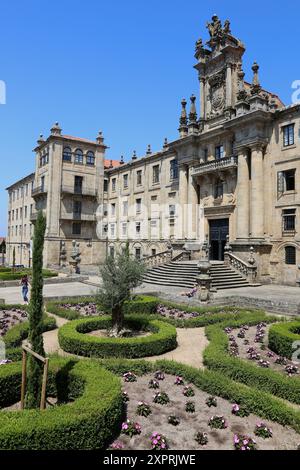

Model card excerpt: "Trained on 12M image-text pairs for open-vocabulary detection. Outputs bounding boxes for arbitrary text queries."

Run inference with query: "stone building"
[5,16,300,286]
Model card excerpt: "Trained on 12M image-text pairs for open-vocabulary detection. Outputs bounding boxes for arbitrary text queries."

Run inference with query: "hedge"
[0,357,123,449]
[0,269,57,281]
[58,315,177,358]
[268,321,300,359]
[204,316,300,405]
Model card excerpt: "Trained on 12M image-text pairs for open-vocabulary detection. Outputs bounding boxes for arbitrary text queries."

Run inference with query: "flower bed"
[269,321,300,360]
[0,357,122,449]
[0,305,28,337]
[58,315,177,358]
[204,316,300,405]
[111,371,300,450]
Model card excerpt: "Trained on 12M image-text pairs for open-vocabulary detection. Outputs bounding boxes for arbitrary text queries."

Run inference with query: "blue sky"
[0,0,299,235]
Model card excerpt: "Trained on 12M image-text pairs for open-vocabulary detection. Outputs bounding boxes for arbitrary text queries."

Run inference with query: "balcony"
[61,185,97,198]
[32,185,47,197]
[30,211,38,221]
[191,156,238,176]
[60,212,96,222]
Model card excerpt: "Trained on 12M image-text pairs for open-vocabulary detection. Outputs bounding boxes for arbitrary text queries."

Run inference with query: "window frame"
[285,246,296,265]
[283,124,295,147]
[63,146,72,162]
[74,148,84,165]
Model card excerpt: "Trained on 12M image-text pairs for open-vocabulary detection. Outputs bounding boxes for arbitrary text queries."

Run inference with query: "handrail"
[143,250,172,268]
[224,250,257,283]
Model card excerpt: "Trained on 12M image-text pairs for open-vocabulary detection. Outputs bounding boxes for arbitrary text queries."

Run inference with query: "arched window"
[86,151,95,166]
[63,147,72,162]
[285,246,296,265]
[75,148,83,164]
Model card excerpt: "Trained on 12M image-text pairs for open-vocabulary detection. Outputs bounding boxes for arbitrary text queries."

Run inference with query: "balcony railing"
[61,185,98,197]
[60,212,96,222]
[32,186,47,197]
[191,156,238,176]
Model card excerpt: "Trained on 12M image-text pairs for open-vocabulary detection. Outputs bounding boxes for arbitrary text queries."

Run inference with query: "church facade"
[6,16,300,285]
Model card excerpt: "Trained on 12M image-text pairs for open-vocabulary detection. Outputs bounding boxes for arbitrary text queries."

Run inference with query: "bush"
[268,321,300,359]
[0,357,123,449]
[0,269,57,281]
[58,315,177,358]
[204,317,300,405]
[123,296,159,315]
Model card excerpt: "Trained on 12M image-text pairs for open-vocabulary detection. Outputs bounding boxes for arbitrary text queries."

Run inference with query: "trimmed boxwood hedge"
[268,321,300,359]
[204,316,300,405]
[58,315,177,358]
[0,357,123,449]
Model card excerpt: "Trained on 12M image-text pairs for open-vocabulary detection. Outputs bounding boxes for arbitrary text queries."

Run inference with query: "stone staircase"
[143,261,249,290]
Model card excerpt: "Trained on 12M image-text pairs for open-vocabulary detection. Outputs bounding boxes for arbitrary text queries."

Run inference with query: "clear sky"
[0,0,299,235]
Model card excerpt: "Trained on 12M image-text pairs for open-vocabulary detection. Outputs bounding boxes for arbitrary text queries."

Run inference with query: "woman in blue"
[20,274,29,304]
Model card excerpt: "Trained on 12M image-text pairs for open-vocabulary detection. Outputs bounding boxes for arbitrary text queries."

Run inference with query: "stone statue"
[223,19,231,35]
[194,38,204,60]
[206,15,222,39]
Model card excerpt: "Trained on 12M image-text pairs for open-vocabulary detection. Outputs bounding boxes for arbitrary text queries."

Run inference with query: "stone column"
[236,148,250,239]
[200,77,205,119]
[179,164,188,239]
[226,63,232,108]
[250,145,264,238]
[188,171,199,239]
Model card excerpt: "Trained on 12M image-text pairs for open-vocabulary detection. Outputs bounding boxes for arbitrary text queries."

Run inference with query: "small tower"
[146,144,152,155]
[50,122,62,136]
[188,95,198,134]
[37,134,45,146]
[250,62,262,96]
[132,150,137,161]
[96,131,104,145]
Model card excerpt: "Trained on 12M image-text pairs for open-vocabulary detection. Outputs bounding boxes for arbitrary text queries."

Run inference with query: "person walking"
[20,274,29,304]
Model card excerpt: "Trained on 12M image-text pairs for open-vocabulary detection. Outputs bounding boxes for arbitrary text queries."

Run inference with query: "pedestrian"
[20,274,29,304]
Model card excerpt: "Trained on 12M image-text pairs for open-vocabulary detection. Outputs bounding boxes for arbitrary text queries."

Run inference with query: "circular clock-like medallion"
[211,86,225,111]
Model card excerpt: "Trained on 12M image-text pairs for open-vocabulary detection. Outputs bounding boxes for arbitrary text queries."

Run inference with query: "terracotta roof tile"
[104,159,121,169]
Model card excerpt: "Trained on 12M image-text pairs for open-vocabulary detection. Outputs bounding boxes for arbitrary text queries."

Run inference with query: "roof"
[62,135,98,145]
[6,172,35,191]
[244,82,285,107]
[104,159,121,169]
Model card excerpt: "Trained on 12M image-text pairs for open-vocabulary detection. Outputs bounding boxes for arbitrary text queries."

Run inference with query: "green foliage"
[0,268,57,281]
[58,315,177,358]
[203,318,300,405]
[0,358,123,449]
[97,245,146,330]
[268,321,300,359]
[25,211,47,409]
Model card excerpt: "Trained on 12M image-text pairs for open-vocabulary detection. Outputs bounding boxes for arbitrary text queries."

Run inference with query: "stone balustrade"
[191,156,238,176]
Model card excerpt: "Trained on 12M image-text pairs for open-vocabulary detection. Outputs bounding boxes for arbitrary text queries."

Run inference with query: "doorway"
[209,218,229,261]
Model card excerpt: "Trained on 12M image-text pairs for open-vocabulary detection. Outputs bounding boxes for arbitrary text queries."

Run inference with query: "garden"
[0,221,300,451]
[0,266,57,281]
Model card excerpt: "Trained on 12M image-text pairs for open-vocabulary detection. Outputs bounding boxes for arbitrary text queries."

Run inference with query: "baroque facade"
[6,16,300,285]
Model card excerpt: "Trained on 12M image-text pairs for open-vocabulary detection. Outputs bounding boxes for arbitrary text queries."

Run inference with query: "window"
[109,246,115,258]
[214,180,223,199]
[153,165,160,184]
[283,209,296,231]
[103,203,108,217]
[20,208,23,219]
[283,124,295,147]
[112,178,116,192]
[151,248,156,256]
[75,149,83,164]
[278,170,296,194]
[123,201,128,216]
[25,184,28,196]
[63,147,72,162]
[136,170,142,186]
[169,204,176,216]
[74,176,83,194]
[72,223,81,235]
[135,247,141,260]
[151,195,157,201]
[24,206,27,218]
[170,159,178,180]
[204,148,208,162]
[285,246,296,265]
[111,203,116,217]
[104,179,108,192]
[103,223,108,234]
[12,210,14,221]
[73,200,82,218]
[136,198,142,214]
[123,174,128,189]
[110,223,115,237]
[122,222,127,236]
[86,151,95,166]
[16,209,18,220]
[41,176,45,192]
[215,145,224,160]
[136,222,141,234]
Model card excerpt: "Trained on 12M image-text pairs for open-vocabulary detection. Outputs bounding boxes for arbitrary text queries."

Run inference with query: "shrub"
[203,317,300,405]
[0,357,123,449]
[58,315,177,359]
[268,321,300,359]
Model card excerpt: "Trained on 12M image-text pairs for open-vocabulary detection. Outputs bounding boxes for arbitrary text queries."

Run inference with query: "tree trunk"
[110,304,124,336]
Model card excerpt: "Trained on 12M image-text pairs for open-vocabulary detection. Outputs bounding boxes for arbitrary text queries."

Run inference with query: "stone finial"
[251,62,262,95]
[194,38,205,60]
[236,63,248,102]
[37,134,45,146]
[120,155,124,165]
[189,95,197,123]
[50,122,62,136]
[163,137,168,149]
[223,19,231,34]
[179,99,188,138]
[132,150,137,160]
[146,144,152,155]
[96,131,104,145]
